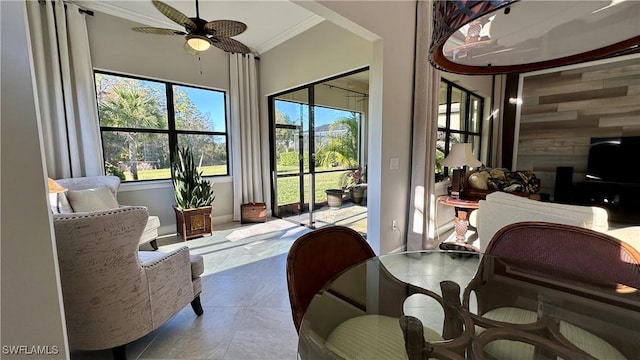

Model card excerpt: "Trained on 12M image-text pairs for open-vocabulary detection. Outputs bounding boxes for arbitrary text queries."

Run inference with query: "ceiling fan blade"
[152,0,197,31]
[132,27,186,35]
[184,41,201,56]
[204,20,247,38]
[212,37,251,54]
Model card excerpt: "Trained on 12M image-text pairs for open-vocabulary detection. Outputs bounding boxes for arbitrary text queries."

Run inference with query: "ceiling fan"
[132,0,251,55]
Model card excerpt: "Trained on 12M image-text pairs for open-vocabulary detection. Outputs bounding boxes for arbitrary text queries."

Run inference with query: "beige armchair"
[53,206,204,359]
[52,175,161,250]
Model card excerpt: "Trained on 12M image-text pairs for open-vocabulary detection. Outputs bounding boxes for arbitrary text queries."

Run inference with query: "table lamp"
[442,143,482,199]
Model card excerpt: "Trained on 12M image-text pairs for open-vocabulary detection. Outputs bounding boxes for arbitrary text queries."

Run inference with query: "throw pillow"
[66,186,119,212]
[49,193,74,214]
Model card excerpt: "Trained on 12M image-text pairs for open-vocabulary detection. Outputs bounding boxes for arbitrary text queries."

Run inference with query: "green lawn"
[277,171,350,205]
[124,165,228,180]
[125,166,349,206]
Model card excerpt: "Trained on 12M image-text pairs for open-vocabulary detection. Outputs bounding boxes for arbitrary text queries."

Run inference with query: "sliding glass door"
[270,68,369,233]
[272,88,310,220]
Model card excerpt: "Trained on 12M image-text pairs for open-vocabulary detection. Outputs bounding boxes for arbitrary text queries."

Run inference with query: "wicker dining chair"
[286,225,375,333]
[463,221,640,359]
[289,226,473,360]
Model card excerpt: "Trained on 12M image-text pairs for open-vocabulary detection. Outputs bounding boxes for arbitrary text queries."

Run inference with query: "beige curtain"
[407,0,441,251]
[26,0,103,178]
[230,53,264,221]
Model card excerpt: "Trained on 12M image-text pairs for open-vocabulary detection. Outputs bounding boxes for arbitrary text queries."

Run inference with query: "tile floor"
[68,205,458,360]
[70,218,312,360]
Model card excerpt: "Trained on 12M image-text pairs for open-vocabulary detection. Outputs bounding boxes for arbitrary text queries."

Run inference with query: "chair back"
[53,206,150,349]
[55,175,121,198]
[286,225,375,333]
[485,221,640,290]
[465,221,640,358]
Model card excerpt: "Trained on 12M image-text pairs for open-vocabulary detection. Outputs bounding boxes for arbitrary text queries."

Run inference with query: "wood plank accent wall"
[516,55,640,197]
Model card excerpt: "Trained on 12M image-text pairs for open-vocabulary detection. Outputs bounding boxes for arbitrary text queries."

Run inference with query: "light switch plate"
[390,157,399,170]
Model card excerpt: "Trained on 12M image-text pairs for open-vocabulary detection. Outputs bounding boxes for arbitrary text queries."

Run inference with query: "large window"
[436,79,484,182]
[95,72,229,181]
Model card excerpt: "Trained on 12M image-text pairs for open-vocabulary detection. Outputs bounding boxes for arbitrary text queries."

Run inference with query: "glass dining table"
[297,250,640,360]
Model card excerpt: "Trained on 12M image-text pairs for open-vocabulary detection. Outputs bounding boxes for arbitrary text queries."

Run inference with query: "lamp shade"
[429,0,640,74]
[442,143,482,168]
[48,178,67,193]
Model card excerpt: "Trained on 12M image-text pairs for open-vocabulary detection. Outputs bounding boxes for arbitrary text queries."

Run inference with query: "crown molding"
[254,15,324,55]
[73,1,323,56]
[73,1,179,29]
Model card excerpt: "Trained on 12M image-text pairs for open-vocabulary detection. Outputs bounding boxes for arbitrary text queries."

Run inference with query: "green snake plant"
[171,146,215,209]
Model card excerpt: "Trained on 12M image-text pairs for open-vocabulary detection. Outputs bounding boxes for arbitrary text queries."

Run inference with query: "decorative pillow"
[49,192,74,214]
[66,186,119,212]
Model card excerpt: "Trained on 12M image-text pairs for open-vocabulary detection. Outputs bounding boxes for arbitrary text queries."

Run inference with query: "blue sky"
[178,87,354,131]
[179,86,226,131]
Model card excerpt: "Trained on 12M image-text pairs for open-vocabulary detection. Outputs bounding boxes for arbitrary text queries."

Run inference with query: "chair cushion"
[325,315,443,360]
[66,186,119,212]
[139,251,203,280]
[145,215,160,233]
[478,307,626,359]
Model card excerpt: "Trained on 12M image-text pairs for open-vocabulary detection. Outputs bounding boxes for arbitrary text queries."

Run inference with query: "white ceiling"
[73,0,325,55]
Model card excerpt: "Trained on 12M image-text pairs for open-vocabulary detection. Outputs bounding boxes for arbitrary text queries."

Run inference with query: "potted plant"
[325,188,345,209]
[171,146,215,240]
[346,165,367,205]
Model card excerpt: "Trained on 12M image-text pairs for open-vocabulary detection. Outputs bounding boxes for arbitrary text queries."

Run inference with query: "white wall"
[1,1,69,357]
[260,20,372,96]
[88,12,230,89]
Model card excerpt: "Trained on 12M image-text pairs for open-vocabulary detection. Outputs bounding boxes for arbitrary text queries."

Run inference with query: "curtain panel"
[230,53,264,221]
[407,0,441,251]
[26,0,103,179]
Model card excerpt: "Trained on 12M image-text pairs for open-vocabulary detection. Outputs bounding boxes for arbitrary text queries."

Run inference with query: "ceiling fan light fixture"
[186,34,211,51]
[133,1,251,55]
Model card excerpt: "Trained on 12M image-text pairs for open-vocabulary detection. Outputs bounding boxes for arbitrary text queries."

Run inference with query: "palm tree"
[98,84,164,180]
[319,113,360,168]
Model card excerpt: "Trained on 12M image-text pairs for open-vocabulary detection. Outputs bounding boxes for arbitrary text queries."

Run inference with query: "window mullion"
[166,84,177,163]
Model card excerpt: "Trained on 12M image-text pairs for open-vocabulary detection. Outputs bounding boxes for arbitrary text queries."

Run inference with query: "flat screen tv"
[586,136,640,185]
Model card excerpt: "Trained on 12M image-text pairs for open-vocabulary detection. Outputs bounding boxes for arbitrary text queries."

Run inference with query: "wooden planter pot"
[173,205,213,241]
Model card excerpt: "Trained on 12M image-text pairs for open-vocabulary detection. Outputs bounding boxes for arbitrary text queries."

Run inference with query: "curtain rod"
[52,0,94,15]
[322,83,368,96]
[78,8,94,16]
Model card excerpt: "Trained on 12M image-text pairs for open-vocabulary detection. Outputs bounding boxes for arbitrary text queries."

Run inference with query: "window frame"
[436,78,484,182]
[94,70,231,182]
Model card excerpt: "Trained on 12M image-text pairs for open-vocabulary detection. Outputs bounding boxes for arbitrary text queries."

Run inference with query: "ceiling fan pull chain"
[198,55,203,75]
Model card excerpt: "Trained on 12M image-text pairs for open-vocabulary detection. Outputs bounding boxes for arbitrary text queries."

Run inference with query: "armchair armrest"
[139,247,195,327]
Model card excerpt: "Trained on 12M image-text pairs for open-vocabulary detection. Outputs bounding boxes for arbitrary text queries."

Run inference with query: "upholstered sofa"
[477,191,640,252]
[53,206,203,359]
[50,176,160,250]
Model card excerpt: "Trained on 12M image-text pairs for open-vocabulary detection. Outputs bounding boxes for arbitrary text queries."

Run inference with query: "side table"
[437,196,480,251]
